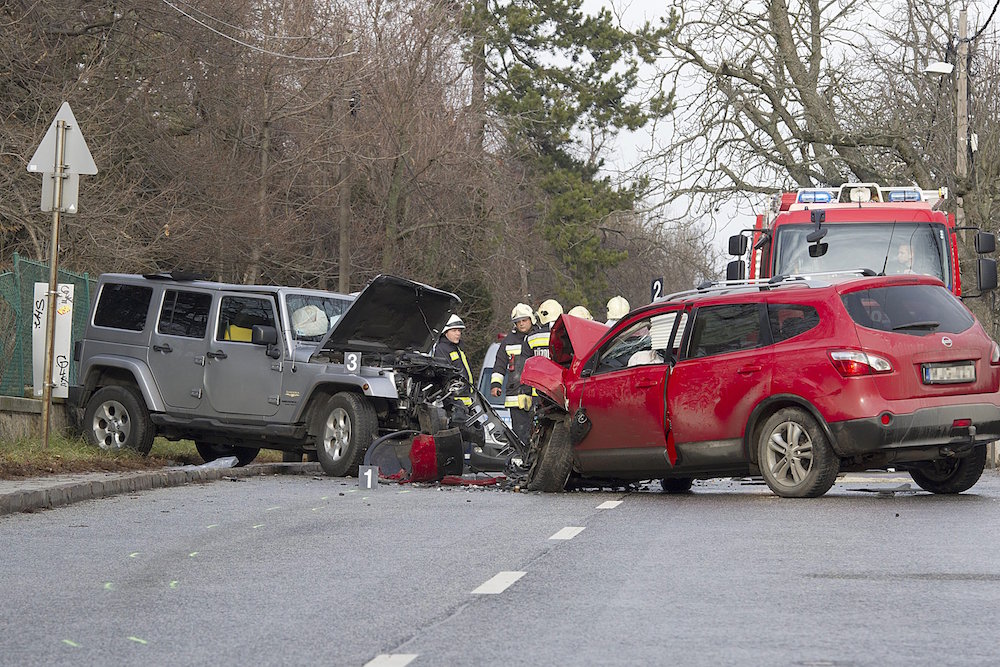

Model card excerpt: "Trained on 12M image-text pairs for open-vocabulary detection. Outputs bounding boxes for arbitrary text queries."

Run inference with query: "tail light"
[828,350,893,377]
[991,341,1000,365]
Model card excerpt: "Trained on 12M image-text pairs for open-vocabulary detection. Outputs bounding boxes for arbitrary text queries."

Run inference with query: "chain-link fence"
[0,254,95,397]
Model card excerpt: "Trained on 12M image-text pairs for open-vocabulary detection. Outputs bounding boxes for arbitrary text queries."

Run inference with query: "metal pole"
[956,10,969,239]
[40,120,67,449]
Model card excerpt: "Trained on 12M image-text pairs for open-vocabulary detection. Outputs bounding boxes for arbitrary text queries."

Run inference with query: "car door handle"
[635,380,659,388]
[206,350,228,360]
[152,343,172,353]
[737,365,762,375]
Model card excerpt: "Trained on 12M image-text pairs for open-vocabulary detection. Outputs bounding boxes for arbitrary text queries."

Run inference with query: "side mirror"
[978,258,998,292]
[728,234,747,256]
[726,260,746,281]
[808,242,828,258]
[975,231,996,254]
[252,325,279,346]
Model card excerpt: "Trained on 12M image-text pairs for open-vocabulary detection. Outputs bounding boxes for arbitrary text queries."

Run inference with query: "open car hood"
[548,313,609,366]
[318,275,460,354]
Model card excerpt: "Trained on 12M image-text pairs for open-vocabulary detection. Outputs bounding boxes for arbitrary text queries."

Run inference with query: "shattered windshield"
[773,222,949,288]
[285,293,353,342]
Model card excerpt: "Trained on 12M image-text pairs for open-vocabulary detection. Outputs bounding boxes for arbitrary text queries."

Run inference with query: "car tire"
[525,420,574,492]
[195,441,260,466]
[908,447,986,494]
[757,407,839,498]
[83,385,154,455]
[661,477,693,494]
[314,392,378,477]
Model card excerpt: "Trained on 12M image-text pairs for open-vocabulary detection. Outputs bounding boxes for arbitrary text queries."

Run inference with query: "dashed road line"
[596,500,622,509]
[363,655,418,667]
[549,526,585,540]
[472,571,526,594]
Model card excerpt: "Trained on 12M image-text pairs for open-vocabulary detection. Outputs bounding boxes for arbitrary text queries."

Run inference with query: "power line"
[171,0,313,40]
[161,0,355,62]
[968,0,1000,42]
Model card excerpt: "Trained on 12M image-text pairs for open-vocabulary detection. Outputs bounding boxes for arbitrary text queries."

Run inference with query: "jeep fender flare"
[743,394,838,464]
[292,375,397,424]
[78,355,165,412]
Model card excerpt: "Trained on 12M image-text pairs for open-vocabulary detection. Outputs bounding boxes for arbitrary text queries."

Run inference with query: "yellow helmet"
[510,302,534,323]
[606,295,630,320]
[537,299,563,325]
[568,305,593,320]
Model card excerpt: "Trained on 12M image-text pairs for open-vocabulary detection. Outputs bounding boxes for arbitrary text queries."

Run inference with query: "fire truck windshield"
[772,222,949,287]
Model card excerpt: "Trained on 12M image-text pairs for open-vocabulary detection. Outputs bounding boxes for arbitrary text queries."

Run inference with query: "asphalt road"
[2,471,1000,666]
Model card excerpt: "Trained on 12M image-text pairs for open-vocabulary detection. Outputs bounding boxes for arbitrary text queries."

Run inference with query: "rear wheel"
[661,478,694,494]
[83,385,154,455]
[525,421,574,492]
[314,393,378,477]
[908,447,986,494]
[757,408,839,498]
[195,441,260,466]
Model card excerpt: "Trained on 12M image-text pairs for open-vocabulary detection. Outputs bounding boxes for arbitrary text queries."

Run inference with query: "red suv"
[520,273,1000,497]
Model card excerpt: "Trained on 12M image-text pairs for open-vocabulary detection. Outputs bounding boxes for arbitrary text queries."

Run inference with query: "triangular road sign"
[27,102,98,175]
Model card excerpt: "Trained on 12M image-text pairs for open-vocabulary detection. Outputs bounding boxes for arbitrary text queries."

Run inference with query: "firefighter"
[568,305,593,320]
[530,298,563,359]
[491,303,538,446]
[434,314,474,406]
[606,295,630,326]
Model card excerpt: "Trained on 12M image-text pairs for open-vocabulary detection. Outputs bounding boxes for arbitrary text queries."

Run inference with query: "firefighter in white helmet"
[568,305,593,320]
[491,303,539,446]
[433,314,474,406]
[529,298,562,360]
[606,295,629,326]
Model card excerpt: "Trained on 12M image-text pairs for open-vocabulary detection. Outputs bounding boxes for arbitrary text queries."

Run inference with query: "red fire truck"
[726,183,997,295]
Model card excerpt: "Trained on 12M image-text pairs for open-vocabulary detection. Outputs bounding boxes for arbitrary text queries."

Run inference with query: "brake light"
[829,350,893,377]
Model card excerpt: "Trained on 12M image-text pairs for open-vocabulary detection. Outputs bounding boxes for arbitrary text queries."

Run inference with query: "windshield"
[285,293,353,341]
[773,222,950,288]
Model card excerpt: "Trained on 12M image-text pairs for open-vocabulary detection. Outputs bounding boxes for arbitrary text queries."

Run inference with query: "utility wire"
[967,0,1000,42]
[170,0,313,40]
[162,0,355,61]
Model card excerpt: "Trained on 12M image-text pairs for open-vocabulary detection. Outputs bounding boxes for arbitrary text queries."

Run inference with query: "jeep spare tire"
[195,441,260,467]
[315,392,378,477]
[83,385,154,455]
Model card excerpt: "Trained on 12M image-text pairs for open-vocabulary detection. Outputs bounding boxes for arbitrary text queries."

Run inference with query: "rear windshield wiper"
[891,320,940,331]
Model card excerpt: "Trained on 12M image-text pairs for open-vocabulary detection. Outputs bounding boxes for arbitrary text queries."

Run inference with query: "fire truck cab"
[727,183,998,296]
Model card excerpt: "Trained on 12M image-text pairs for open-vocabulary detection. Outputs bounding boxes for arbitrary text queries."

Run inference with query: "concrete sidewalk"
[0,462,324,516]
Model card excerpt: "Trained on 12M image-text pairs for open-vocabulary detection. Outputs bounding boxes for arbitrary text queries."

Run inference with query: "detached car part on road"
[521,273,1000,498]
[69,273,485,476]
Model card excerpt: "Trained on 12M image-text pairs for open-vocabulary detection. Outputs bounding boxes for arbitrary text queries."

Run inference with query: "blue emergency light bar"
[797,190,835,204]
[886,188,922,202]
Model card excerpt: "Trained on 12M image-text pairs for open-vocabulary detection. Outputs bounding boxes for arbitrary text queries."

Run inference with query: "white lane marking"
[596,500,622,509]
[549,526,585,540]
[471,571,526,594]
[363,655,418,667]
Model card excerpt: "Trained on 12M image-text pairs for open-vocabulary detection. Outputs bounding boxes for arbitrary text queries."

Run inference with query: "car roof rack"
[657,269,876,303]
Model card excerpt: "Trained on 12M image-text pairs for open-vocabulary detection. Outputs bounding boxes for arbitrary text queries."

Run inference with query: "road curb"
[0,462,325,516]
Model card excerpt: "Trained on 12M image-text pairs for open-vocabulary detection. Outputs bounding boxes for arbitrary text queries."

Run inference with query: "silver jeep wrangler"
[68,273,466,476]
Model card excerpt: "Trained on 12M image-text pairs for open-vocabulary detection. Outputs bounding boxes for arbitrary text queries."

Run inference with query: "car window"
[285,293,352,341]
[841,284,974,335]
[767,304,819,343]
[158,289,212,338]
[217,295,277,342]
[93,283,153,331]
[594,318,655,373]
[687,303,763,359]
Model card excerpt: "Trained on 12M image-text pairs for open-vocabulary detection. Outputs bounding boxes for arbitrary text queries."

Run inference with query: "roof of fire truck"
[775,183,948,214]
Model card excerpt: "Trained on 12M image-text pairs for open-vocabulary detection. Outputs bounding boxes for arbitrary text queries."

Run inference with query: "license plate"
[922,362,975,384]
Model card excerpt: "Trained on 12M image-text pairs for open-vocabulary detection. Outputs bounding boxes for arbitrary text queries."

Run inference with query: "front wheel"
[757,408,839,498]
[661,478,693,494]
[314,392,378,477]
[82,385,154,455]
[195,442,260,466]
[525,420,574,492]
[908,447,986,494]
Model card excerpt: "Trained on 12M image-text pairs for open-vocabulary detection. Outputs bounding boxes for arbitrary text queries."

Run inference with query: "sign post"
[27,102,98,448]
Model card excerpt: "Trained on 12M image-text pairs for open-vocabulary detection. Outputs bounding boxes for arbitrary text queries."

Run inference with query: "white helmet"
[606,295,630,321]
[568,305,593,320]
[537,299,563,325]
[442,314,465,332]
[511,302,534,323]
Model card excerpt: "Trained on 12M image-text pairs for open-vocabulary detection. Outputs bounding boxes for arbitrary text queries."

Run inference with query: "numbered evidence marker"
[650,277,664,303]
[359,465,378,490]
[344,351,361,373]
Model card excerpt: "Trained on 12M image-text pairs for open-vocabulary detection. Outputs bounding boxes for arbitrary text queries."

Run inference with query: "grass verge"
[0,434,283,479]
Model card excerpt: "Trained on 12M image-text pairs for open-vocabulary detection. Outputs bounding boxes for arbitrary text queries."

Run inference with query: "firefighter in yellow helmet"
[606,295,630,326]
[491,303,539,446]
[433,314,474,406]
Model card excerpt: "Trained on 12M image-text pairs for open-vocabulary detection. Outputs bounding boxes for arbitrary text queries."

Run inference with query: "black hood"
[318,275,460,354]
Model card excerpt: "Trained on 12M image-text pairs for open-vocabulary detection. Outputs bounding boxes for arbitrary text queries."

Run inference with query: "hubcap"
[765,420,814,488]
[92,400,131,450]
[321,407,351,461]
